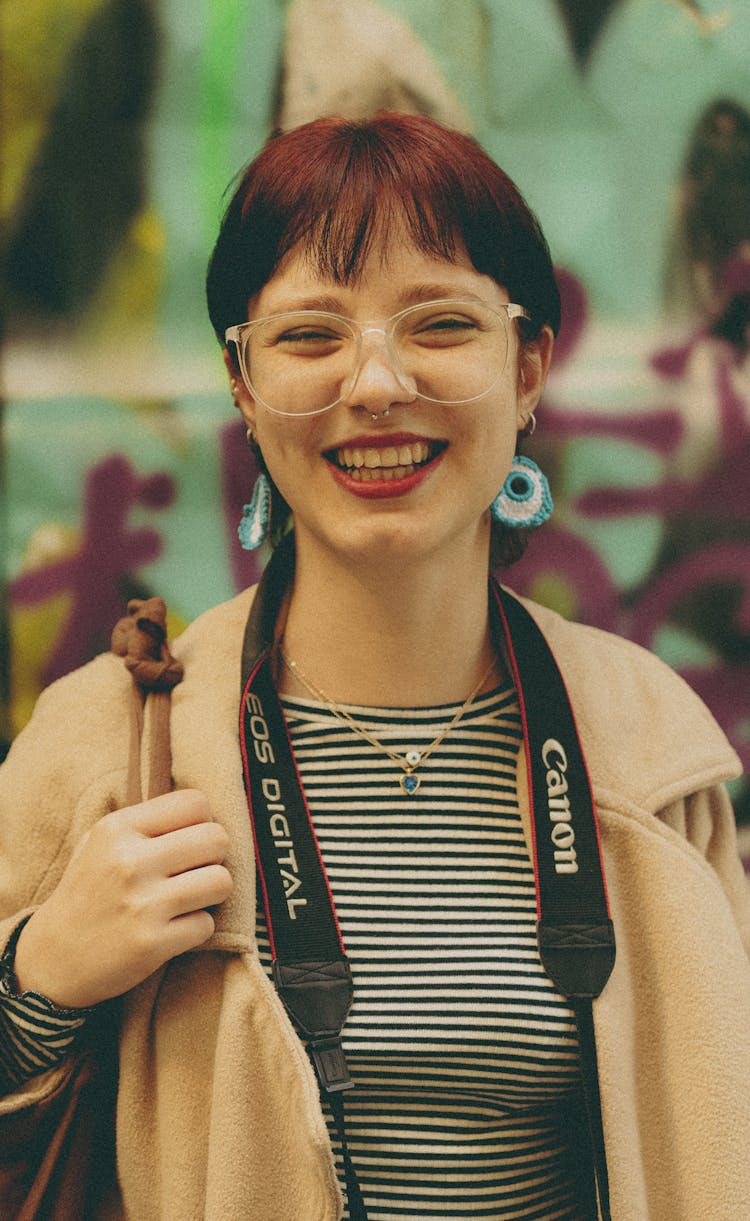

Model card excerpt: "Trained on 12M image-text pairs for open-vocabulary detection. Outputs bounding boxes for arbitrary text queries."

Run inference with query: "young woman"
[1,114,748,1221]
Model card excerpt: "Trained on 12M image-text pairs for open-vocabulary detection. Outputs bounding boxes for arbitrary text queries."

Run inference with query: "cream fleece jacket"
[0,588,748,1221]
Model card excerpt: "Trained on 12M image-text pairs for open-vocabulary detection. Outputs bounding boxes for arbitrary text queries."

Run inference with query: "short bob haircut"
[206,113,561,564]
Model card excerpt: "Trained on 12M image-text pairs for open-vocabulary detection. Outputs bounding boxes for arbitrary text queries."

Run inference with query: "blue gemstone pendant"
[400,773,421,795]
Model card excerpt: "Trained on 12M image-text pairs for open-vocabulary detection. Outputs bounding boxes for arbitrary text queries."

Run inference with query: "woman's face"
[230,224,552,572]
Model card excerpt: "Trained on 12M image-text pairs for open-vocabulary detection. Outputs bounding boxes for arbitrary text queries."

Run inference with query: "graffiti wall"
[2,1,749,850]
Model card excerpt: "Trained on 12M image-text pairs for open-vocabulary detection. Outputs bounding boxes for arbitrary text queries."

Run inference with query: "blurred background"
[2,0,749,854]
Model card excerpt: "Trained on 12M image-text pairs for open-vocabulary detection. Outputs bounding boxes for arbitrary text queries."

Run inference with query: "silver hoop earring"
[521,411,537,437]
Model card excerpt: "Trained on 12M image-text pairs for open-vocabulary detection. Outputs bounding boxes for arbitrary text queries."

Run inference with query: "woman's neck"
[278,537,500,707]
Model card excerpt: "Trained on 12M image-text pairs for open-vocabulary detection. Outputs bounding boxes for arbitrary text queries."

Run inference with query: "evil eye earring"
[238,429,272,550]
[490,455,553,528]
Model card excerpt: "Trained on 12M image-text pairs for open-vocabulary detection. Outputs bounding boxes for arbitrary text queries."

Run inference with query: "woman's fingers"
[162,862,234,922]
[110,789,216,838]
[164,909,218,958]
[150,820,231,878]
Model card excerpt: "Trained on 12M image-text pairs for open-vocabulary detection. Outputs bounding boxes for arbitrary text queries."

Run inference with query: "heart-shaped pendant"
[400,773,421,794]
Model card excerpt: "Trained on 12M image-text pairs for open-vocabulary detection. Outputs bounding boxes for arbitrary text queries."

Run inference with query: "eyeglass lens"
[239,301,511,416]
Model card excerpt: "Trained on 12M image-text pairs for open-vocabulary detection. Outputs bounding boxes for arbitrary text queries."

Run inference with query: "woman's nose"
[341,329,418,413]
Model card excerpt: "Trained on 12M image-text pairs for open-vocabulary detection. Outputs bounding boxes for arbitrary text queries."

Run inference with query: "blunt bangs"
[206,114,561,340]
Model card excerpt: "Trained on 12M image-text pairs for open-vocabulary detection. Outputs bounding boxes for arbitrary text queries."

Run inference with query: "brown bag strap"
[110,598,184,803]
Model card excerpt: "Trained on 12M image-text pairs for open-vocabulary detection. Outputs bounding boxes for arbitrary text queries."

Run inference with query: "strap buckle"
[309,1036,354,1094]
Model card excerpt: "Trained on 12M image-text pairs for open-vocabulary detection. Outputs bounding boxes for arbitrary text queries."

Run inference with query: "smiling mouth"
[326,440,446,482]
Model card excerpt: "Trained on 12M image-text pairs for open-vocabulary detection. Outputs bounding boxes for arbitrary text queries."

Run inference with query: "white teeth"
[349,465,416,481]
[335,441,432,471]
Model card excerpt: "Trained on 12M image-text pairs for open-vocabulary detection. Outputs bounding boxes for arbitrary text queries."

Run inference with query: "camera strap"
[491,582,616,1221]
[239,543,615,1221]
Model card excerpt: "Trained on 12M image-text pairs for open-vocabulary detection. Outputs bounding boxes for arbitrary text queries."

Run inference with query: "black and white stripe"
[0,962,91,1087]
[256,688,591,1221]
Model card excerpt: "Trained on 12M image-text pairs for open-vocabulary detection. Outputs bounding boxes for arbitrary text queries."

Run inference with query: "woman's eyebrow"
[260,292,347,315]
[397,283,489,307]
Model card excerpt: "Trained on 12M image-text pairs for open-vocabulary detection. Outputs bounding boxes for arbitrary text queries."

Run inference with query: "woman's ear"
[223,346,257,432]
[516,325,554,428]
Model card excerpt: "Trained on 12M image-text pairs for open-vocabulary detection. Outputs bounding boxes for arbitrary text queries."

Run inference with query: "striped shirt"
[255,687,593,1220]
[0,917,94,1087]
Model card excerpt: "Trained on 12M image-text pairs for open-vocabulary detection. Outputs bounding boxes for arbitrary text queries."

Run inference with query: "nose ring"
[369,407,391,421]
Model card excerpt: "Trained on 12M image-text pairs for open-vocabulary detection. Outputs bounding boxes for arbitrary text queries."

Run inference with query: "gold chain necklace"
[278,647,497,795]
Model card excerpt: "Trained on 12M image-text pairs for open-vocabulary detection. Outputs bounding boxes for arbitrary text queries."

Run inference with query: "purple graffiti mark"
[626,541,750,773]
[542,268,684,457]
[652,248,750,381]
[680,663,750,775]
[219,418,265,593]
[10,454,175,685]
[517,269,686,631]
[578,342,749,522]
[653,337,747,448]
[715,356,749,452]
[550,267,588,370]
[629,544,750,648]
[542,405,684,456]
[509,525,620,633]
[577,439,750,520]
[653,248,750,451]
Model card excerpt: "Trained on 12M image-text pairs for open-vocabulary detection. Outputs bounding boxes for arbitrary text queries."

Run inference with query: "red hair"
[206,113,560,340]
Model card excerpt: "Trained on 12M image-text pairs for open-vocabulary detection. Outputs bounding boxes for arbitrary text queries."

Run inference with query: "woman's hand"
[13,790,233,1009]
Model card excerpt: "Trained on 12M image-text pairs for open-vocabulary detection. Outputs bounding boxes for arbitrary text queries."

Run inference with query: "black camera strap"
[491,582,616,1221]
[239,543,615,1221]
[240,651,366,1220]
[239,540,365,1218]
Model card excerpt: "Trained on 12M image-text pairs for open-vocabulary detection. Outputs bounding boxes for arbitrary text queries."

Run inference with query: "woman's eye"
[428,317,474,331]
[277,328,339,344]
[413,316,478,341]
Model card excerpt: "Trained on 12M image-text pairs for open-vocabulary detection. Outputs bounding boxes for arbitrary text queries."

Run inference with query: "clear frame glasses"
[225,298,530,417]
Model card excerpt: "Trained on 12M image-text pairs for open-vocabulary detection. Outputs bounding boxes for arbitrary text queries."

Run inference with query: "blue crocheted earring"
[238,466,272,551]
[491,456,553,528]
[238,474,271,550]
